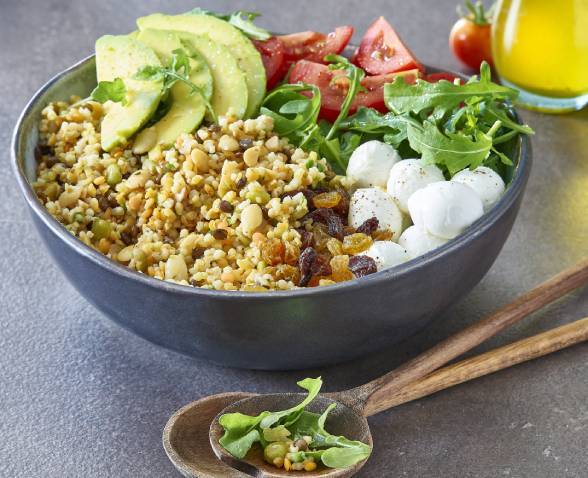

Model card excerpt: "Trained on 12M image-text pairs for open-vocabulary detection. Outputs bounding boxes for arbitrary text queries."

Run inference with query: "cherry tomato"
[278,26,353,66]
[449,1,493,69]
[289,60,420,122]
[253,37,286,90]
[351,17,424,75]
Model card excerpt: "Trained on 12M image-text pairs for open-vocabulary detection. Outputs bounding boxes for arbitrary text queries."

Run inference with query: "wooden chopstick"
[384,316,588,408]
[362,258,588,416]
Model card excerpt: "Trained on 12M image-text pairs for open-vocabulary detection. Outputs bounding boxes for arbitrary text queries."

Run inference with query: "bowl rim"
[11,54,532,301]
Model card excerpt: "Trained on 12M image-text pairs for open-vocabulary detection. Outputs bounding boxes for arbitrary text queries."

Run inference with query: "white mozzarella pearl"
[398,225,448,258]
[451,166,506,212]
[363,241,410,271]
[407,181,484,239]
[348,188,404,241]
[386,159,445,213]
[346,140,402,189]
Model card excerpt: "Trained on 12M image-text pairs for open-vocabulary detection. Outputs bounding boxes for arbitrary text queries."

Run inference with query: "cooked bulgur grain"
[33,98,382,291]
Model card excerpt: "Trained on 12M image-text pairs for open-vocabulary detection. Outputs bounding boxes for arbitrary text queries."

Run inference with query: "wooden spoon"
[163,259,588,477]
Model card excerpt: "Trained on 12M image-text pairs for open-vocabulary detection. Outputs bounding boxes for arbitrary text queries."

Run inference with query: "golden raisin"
[326,238,344,256]
[373,229,394,241]
[284,241,300,266]
[260,238,285,266]
[274,264,300,284]
[311,223,331,253]
[342,233,373,255]
[330,255,354,282]
[312,191,342,209]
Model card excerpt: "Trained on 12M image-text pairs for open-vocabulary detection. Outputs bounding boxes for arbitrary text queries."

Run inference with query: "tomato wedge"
[352,17,424,75]
[253,37,286,90]
[278,26,353,65]
[289,60,419,122]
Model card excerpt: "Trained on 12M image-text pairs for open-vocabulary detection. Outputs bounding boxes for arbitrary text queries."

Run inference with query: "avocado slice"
[135,29,214,149]
[137,12,265,118]
[95,35,163,151]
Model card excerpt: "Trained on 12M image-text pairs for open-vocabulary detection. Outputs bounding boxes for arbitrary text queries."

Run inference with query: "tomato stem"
[459,0,494,26]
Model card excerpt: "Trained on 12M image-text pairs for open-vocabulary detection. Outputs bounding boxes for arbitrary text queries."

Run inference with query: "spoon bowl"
[209,394,372,478]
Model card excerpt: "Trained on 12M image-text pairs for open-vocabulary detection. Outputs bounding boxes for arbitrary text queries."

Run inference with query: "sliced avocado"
[95,34,161,82]
[135,29,214,148]
[137,12,265,118]
[179,32,248,118]
[94,35,163,151]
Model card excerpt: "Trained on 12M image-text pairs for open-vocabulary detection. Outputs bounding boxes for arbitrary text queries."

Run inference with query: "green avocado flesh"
[137,12,265,118]
[135,29,214,149]
[95,35,163,151]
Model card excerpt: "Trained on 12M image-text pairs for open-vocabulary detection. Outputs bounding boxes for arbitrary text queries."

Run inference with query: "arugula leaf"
[218,377,322,459]
[407,120,493,174]
[323,55,366,140]
[288,404,372,468]
[90,78,127,104]
[384,62,518,117]
[188,8,271,40]
[133,48,216,122]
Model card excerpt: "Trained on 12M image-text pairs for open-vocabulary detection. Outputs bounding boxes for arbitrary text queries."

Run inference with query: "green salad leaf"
[218,377,372,470]
[384,62,517,117]
[91,78,127,104]
[407,120,493,174]
[288,404,372,468]
[218,377,323,459]
[188,8,271,40]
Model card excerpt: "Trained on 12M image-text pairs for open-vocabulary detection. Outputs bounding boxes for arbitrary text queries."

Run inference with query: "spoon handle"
[342,257,588,416]
[365,315,588,415]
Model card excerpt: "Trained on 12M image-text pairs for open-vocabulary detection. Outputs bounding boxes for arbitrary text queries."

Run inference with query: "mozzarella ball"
[399,225,448,259]
[349,188,404,241]
[407,181,484,239]
[346,140,402,189]
[364,241,410,271]
[386,159,445,213]
[451,166,506,212]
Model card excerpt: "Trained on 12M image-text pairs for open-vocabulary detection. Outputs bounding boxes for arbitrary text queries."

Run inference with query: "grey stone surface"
[0,0,587,476]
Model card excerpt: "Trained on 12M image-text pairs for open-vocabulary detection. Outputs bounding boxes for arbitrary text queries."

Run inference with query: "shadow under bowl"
[11,55,532,370]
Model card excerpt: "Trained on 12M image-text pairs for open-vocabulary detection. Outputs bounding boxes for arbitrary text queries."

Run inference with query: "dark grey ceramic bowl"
[11,55,531,370]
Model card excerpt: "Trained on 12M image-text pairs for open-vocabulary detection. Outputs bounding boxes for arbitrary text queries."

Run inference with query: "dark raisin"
[219,200,234,213]
[307,207,333,224]
[233,151,243,160]
[239,138,253,150]
[310,254,332,276]
[122,172,132,180]
[120,231,134,245]
[348,255,377,278]
[343,225,356,236]
[356,217,379,235]
[326,214,344,241]
[97,194,112,211]
[236,177,247,189]
[298,247,317,287]
[212,229,228,240]
[208,124,221,132]
[192,247,206,260]
[297,229,314,249]
[332,188,350,217]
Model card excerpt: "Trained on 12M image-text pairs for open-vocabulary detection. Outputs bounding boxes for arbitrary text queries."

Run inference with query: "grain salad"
[32,98,383,291]
[31,8,533,295]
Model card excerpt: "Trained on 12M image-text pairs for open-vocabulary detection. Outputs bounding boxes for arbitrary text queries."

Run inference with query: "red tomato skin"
[353,16,424,75]
[289,61,419,121]
[253,37,286,90]
[449,18,493,69]
[278,26,353,65]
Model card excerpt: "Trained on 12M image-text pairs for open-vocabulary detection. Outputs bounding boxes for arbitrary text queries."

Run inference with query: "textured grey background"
[1,0,587,477]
